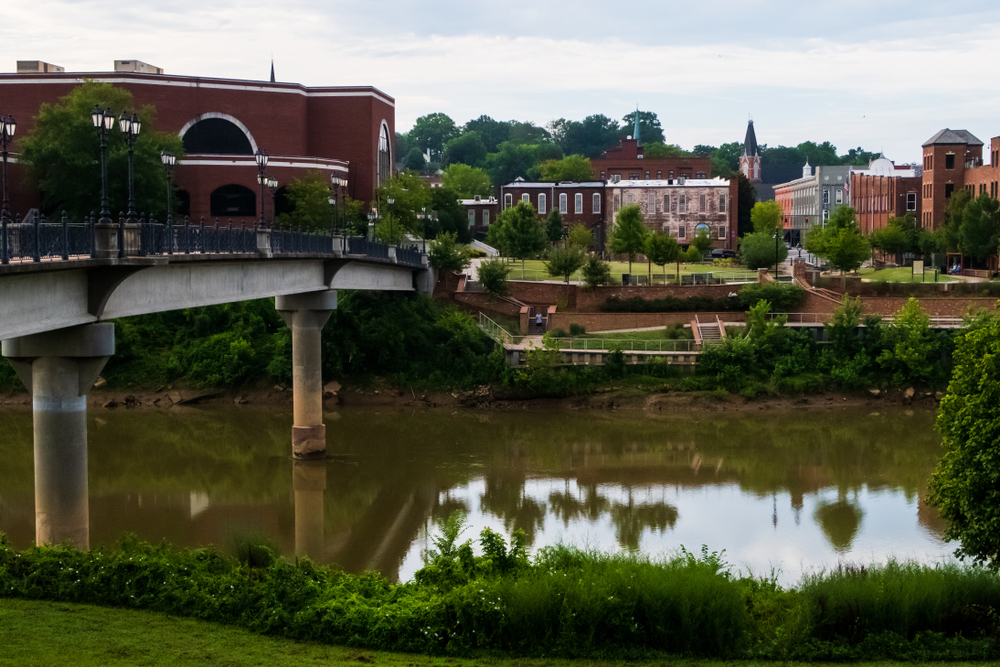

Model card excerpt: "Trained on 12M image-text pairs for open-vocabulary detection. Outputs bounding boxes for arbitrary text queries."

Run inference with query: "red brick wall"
[549,311,745,332]
[507,281,737,311]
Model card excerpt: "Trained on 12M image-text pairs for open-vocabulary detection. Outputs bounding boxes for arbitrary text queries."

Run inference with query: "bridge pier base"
[1,323,115,549]
[276,291,337,459]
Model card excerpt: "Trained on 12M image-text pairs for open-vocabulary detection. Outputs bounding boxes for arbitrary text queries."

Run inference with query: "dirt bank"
[0,382,941,414]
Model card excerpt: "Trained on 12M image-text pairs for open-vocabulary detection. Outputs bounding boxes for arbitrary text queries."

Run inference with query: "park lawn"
[504,259,749,283]
[580,328,693,340]
[858,266,955,283]
[0,599,983,667]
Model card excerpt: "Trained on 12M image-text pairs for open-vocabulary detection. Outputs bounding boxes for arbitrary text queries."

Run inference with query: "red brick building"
[460,195,499,236]
[849,157,921,234]
[590,138,711,183]
[962,135,1000,202]
[0,61,394,224]
[920,129,984,229]
[499,179,607,241]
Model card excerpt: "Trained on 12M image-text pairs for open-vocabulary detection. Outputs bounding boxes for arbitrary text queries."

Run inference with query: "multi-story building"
[773,164,851,244]
[499,179,606,240]
[606,177,736,250]
[590,138,711,183]
[849,156,921,234]
[920,129,1000,230]
[0,59,394,224]
[460,195,499,237]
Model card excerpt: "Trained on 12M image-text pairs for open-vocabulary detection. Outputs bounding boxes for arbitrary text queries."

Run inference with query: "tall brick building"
[849,156,921,234]
[0,60,394,223]
[590,138,711,183]
[920,129,984,230]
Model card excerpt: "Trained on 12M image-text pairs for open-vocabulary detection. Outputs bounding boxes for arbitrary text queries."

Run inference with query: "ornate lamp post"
[160,150,175,219]
[367,208,377,240]
[118,111,141,222]
[387,196,395,244]
[91,107,114,223]
[329,175,346,234]
[1,114,17,223]
[266,176,278,224]
[255,149,268,228]
[419,206,427,252]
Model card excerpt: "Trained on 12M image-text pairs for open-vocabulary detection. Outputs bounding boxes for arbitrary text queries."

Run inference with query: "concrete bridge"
[0,219,434,549]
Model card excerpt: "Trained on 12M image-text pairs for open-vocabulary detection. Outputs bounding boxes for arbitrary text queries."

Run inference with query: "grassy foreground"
[0,598,988,667]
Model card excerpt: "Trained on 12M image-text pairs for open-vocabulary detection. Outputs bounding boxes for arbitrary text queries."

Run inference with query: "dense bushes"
[599,283,804,314]
[1,530,997,661]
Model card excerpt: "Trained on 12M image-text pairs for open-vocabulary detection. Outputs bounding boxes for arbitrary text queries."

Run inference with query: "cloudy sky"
[5,1,1000,163]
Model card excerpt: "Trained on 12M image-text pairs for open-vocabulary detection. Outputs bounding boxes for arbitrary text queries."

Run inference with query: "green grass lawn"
[0,598,984,667]
[498,259,751,283]
[858,266,956,283]
[580,327,693,340]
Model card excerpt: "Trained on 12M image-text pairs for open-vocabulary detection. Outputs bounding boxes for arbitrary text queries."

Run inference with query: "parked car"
[710,248,736,259]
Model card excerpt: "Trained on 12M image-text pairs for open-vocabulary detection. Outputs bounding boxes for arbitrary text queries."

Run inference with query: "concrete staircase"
[694,315,726,345]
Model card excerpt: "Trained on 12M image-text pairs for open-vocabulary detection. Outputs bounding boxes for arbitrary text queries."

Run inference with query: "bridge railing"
[2,212,426,267]
[1,213,94,264]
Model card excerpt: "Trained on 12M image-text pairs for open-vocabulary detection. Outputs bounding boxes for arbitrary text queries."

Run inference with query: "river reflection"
[0,405,951,584]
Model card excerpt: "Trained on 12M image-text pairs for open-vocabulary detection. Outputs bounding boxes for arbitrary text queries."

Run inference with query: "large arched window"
[210,184,256,217]
[183,118,254,155]
[378,122,391,186]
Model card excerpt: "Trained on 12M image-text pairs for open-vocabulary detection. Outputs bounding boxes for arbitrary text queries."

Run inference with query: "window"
[592,193,601,213]
[945,183,954,199]
[823,190,829,205]
[836,189,843,204]
[210,184,256,217]
[677,225,686,238]
[668,170,674,179]
[521,193,529,205]
[183,117,253,155]
[678,194,686,213]
[483,210,490,227]
[575,193,583,214]
[378,123,392,187]
[468,210,475,227]
[504,193,512,209]
[945,153,955,169]
[657,171,662,179]
[614,194,620,212]
[559,193,568,214]
[719,194,726,212]
[718,226,726,239]
[538,193,546,215]
[645,171,649,179]
[626,193,634,204]
[647,194,655,212]
[600,171,606,180]
[629,173,640,180]
[696,172,706,179]
[663,194,670,211]
[699,194,706,212]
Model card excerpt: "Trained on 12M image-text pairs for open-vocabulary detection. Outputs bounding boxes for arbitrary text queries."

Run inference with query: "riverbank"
[0,380,942,414]
[2,599,979,667]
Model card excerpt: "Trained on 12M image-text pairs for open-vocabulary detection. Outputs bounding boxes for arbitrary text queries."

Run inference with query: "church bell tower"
[739,119,761,182]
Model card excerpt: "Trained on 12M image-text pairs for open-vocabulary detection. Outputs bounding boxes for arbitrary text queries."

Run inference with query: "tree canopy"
[275,171,331,230]
[428,231,470,273]
[805,206,869,276]
[751,200,783,235]
[644,231,681,281]
[443,131,487,167]
[608,204,648,273]
[740,231,788,270]
[410,113,458,159]
[620,110,665,145]
[540,154,593,182]
[441,163,491,199]
[19,80,184,220]
[487,200,546,263]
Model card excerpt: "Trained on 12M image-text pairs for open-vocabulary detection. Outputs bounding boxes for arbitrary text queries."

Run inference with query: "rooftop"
[922,128,983,147]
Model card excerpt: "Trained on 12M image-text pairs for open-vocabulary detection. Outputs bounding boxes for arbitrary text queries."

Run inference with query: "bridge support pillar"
[1,323,115,549]
[293,459,326,560]
[276,291,337,458]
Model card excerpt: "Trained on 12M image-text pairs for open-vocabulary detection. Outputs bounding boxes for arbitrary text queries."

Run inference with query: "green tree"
[403,147,426,172]
[464,115,511,153]
[644,231,681,282]
[608,204,648,274]
[375,170,431,240]
[429,186,471,243]
[477,257,511,300]
[876,297,939,386]
[277,171,331,229]
[839,147,881,166]
[539,154,593,182]
[958,193,1000,263]
[581,254,611,290]
[736,173,756,237]
[934,188,972,254]
[558,115,621,158]
[805,206,869,281]
[869,223,909,265]
[19,80,184,220]
[410,113,458,160]
[620,110,665,144]
[428,231,470,273]
[567,223,592,250]
[642,143,692,158]
[441,163,491,199]
[545,209,564,244]
[443,131,488,167]
[483,141,539,185]
[929,311,1000,568]
[544,246,586,298]
[751,200,783,235]
[712,142,743,177]
[691,226,715,257]
[796,140,841,166]
[490,200,546,268]
[740,231,788,270]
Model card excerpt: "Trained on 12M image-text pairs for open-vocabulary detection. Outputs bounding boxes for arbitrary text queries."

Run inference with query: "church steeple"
[633,105,640,146]
[739,119,762,182]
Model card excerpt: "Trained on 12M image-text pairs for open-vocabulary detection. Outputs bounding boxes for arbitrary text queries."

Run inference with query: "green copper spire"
[634,105,640,146]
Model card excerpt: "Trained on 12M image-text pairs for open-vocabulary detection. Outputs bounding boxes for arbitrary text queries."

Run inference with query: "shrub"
[600,295,741,313]
[569,323,586,336]
[477,258,511,300]
[740,231,788,270]
[549,328,567,338]
[581,254,612,290]
[738,283,806,311]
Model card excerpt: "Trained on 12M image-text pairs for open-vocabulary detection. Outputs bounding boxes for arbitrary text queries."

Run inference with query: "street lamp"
[266,176,278,224]
[160,150,175,219]
[367,208,377,240]
[330,175,346,234]
[118,111,141,222]
[91,107,115,223]
[255,149,268,228]
[0,114,16,224]
[420,206,427,252]
[387,196,395,244]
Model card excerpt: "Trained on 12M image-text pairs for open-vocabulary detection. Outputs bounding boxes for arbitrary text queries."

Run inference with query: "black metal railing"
[1,212,425,267]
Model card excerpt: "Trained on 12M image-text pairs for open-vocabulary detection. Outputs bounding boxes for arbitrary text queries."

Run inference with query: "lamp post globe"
[118,110,140,222]
[255,150,268,228]
[160,150,175,219]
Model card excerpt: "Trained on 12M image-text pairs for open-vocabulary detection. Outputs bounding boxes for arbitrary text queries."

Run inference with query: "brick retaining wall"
[548,311,746,332]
